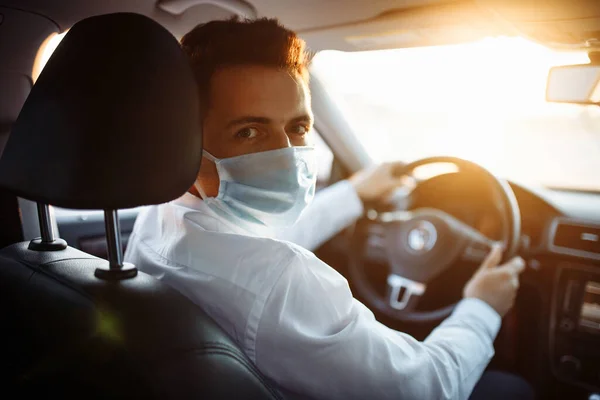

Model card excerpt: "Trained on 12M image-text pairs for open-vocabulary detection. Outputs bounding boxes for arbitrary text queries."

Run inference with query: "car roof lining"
[2,0,457,35]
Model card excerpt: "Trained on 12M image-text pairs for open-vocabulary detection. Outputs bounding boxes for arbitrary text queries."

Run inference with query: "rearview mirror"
[546,64,600,105]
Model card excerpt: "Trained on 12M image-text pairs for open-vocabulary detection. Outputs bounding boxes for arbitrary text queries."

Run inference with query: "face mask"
[196,146,317,229]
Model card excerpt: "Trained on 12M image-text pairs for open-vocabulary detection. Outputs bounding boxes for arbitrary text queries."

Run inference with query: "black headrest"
[0,13,202,210]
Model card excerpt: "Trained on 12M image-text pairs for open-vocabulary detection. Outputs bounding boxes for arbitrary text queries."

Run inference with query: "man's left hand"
[348,161,406,203]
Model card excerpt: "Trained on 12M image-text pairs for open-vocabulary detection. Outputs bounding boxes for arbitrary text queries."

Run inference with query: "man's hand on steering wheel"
[464,244,526,317]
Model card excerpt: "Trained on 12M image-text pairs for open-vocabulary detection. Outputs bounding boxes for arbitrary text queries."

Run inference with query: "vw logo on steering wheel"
[406,221,437,253]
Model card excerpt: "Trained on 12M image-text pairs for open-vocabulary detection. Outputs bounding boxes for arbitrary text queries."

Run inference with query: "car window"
[311,37,600,192]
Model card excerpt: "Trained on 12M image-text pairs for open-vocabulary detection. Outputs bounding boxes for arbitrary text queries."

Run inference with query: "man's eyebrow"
[290,114,314,125]
[226,114,314,128]
[226,116,272,128]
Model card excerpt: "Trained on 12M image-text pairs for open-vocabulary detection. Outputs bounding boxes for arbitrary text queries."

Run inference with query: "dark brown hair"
[181,17,312,113]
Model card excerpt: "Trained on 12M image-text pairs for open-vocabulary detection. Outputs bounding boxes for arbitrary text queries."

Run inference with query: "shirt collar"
[173,192,275,238]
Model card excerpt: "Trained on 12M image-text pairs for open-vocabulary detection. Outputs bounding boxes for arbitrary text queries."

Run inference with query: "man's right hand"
[463,245,526,317]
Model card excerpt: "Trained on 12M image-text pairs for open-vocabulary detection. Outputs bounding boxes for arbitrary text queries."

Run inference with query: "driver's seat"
[0,13,281,399]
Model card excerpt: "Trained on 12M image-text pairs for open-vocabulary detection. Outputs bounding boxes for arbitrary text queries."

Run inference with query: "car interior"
[1,0,600,399]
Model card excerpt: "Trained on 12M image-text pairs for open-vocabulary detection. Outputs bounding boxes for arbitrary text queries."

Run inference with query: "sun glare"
[315,37,589,112]
[312,37,599,189]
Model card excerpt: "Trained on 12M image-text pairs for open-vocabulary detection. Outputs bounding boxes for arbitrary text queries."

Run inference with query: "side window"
[313,128,334,190]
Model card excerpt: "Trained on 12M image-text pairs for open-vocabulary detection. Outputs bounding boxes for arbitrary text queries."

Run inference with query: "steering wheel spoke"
[462,240,496,262]
[457,223,501,263]
[386,274,426,311]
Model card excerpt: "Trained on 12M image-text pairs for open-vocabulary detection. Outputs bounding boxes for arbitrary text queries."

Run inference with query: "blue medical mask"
[196,146,317,229]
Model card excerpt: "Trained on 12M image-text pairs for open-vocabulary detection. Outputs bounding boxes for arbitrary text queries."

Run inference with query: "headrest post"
[27,203,67,251]
[94,209,138,280]
[104,209,124,269]
[37,203,55,243]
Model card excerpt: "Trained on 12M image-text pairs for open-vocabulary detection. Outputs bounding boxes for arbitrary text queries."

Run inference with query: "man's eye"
[236,127,259,139]
[289,125,309,135]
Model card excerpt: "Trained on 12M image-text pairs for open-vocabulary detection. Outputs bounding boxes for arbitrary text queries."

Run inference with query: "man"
[125,18,530,400]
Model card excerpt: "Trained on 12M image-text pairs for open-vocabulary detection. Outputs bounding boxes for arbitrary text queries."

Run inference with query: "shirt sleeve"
[274,180,364,251]
[253,247,501,400]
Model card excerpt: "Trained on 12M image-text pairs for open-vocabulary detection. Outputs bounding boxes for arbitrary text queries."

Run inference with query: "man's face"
[194,65,313,197]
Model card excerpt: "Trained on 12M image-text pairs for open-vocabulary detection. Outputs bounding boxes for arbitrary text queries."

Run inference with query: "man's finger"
[479,244,503,270]
[496,257,526,274]
[509,257,526,274]
[390,161,407,177]
[510,275,520,289]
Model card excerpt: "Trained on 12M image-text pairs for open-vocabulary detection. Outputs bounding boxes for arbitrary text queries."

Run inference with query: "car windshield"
[312,37,600,192]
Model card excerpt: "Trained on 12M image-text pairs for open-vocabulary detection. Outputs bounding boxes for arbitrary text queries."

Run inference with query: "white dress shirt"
[274,180,365,250]
[124,180,501,400]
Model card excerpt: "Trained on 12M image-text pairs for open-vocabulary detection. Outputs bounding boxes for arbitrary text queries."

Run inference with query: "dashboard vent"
[552,220,600,257]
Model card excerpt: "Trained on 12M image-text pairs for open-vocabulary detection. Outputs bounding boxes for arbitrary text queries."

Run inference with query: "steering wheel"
[349,156,521,322]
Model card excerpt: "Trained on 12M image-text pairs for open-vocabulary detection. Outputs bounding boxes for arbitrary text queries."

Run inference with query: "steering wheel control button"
[528,258,541,271]
[463,241,492,261]
[387,274,426,310]
[559,317,575,332]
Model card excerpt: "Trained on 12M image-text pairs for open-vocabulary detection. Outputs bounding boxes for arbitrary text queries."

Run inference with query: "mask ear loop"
[202,150,219,163]
[195,150,220,199]
[195,183,209,200]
